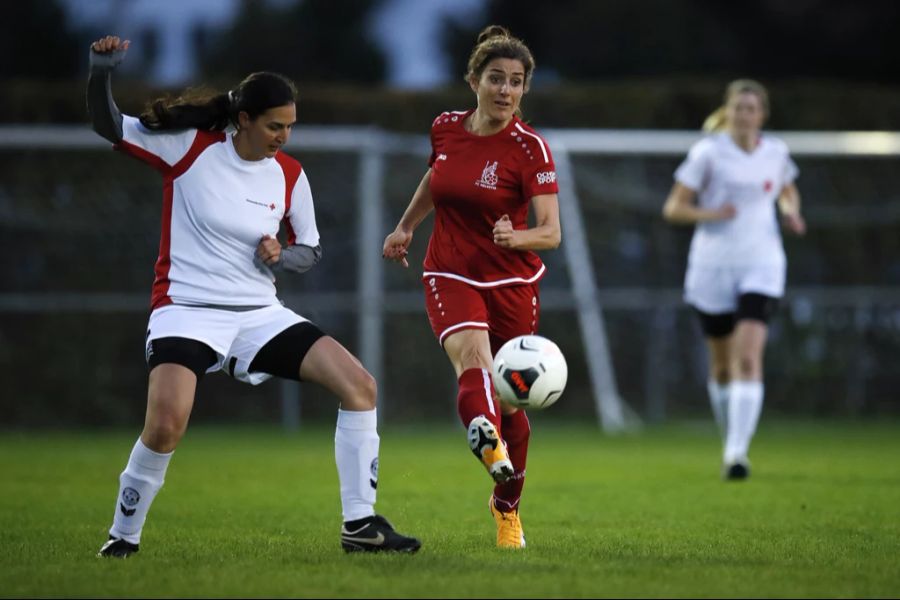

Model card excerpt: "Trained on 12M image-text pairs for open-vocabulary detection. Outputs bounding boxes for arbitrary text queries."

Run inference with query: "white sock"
[724,381,764,464]
[335,408,379,522]
[109,438,173,544]
[707,380,731,437]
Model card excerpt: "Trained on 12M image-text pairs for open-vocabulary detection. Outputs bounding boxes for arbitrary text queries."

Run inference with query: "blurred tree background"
[2,0,899,129]
[200,0,386,84]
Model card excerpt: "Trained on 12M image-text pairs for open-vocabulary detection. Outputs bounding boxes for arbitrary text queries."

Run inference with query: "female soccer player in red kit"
[383,25,561,548]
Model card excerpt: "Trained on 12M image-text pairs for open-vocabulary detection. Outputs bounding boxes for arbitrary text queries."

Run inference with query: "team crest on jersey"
[475,160,500,190]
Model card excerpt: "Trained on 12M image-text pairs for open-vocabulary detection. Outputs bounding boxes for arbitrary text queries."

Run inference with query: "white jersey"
[117,116,319,308]
[675,132,798,268]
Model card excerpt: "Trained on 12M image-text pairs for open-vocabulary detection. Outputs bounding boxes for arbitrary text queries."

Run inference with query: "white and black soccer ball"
[492,335,567,410]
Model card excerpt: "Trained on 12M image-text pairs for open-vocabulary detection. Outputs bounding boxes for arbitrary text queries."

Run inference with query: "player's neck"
[728,129,759,153]
[232,132,266,162]
[466,109,512,136]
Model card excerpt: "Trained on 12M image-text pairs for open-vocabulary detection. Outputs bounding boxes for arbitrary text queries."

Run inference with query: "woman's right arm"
[86,35,129,143]
[382,169,435,268]
[662,182,736,225]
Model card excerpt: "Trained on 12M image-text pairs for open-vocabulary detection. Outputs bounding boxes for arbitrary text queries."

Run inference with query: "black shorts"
[693,292,780,338]
[146,321,326,381]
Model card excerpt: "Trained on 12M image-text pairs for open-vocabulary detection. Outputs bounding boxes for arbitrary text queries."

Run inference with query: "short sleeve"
[521,148,559,198]
[674,139,712,191]
[783,154,799,184]
[285,170,320,247]
[427,121,440,167]
[116,115,197,171]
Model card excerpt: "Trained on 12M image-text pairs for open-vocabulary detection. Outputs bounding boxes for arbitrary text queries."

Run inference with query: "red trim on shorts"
[438,321,490,346]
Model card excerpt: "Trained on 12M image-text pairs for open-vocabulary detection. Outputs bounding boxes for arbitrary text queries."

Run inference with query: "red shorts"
[423,275,540,354]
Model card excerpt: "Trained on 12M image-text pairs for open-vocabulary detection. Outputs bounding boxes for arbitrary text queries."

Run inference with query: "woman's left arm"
[492,194,561,251]
[778,183,806,236]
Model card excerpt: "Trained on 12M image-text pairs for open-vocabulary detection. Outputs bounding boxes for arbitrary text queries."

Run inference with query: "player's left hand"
[493,214,517,249]
[782,212,806,236]
[257,234,282,265]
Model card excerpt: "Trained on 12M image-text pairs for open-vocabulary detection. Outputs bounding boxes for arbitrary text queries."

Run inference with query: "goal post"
[1,125,897,429]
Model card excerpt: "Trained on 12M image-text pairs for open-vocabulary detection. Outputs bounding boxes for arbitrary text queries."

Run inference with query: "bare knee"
[141,413,187,453]
[710,363,730,384]
[144,364,196,452]
[706,337,732,384]
[458,344,492,372]
[341,368,377,412]
[732,354,761,380]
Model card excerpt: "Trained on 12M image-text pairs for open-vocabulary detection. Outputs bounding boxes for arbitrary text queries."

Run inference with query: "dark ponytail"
[139,72,297,132]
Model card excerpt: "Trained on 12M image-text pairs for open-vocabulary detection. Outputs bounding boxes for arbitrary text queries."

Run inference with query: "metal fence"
[1,126,898,428]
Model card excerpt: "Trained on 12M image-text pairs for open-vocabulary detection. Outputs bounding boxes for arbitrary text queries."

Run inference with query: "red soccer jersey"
[423,109,559,288]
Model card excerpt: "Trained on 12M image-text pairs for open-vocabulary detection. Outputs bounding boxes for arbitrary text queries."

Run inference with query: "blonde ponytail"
[702,79,770,132]
[702,106,728,132]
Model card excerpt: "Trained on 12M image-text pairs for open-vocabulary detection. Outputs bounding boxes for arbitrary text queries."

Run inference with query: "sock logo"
[122,487,140,507]
[369,457,379,489]
[120,487,140,516]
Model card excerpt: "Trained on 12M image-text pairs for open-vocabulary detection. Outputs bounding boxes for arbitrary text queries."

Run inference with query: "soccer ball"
[492,335,567,410]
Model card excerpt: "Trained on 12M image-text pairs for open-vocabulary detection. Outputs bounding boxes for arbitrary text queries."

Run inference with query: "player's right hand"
[90,35,130,69]
[716,203,737,220]
[91,35,130,54]
[382,228,412,268]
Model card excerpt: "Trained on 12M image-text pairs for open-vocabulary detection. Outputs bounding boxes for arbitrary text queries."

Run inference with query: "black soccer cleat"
[341,514,421,554]
[97,536,139,558]
[724,462,750,481]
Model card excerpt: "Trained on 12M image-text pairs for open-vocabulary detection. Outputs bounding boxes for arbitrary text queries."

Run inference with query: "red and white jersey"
[424,109,559,288]
[675,132,799,268]
[116,115,319,309]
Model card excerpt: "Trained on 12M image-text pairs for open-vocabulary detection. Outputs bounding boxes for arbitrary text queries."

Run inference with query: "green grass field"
[1,419,898,598]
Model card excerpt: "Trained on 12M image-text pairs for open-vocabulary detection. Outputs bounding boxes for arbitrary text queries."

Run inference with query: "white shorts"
[146,304,306,385]
[684,263,785,314]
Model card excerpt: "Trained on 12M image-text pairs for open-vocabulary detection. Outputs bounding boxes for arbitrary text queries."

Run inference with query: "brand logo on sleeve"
[436,153,447,161]
[475,160,500,190]
[763,180,773,192]
[536,171,557,185]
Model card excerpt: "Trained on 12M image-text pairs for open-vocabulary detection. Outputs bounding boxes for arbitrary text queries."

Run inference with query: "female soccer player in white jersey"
[382,26,561,548]
[87,35,419,557]
[662,79,806,480]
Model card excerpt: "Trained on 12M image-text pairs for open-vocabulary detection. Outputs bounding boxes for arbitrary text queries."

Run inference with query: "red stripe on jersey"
[115,139,170,173]
[275,152,303,245]
[149,130,226,309]
[150,179,175,310]
[170,130,226,178]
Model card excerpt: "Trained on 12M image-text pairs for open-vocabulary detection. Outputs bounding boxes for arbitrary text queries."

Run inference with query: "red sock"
[456,368,501,431]
[493,409,530,512]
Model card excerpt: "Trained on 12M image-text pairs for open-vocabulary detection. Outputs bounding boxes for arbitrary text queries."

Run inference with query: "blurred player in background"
[662,79,806,480]
[383,25,560,548]
[87,35,420,557]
